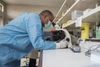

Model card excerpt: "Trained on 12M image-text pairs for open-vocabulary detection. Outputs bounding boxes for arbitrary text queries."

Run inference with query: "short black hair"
[40,10,54,17]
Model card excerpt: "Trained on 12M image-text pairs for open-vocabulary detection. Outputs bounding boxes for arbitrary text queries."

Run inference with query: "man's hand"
[54,24,60,29]
[55,39,68,49]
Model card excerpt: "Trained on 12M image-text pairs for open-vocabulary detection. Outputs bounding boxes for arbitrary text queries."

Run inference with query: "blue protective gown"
[0,12,56,67]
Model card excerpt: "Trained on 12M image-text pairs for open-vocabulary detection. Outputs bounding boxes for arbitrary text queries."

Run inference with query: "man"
[27,49,38,67]
[0,10,68,67]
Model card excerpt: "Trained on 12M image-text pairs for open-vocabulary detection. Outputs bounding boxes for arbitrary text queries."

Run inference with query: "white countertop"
[42,49,93,67]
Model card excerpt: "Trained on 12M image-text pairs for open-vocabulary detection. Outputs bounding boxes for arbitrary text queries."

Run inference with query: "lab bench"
[38,48,99,67]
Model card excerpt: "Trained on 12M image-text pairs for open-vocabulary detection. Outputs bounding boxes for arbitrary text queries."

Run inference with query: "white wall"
[0,0,6,25]
[0,17,3,26]
[6,4,59,19]
[6,4,59,31]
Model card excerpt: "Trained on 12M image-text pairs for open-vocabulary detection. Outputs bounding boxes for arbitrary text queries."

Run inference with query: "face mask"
[44,21,52,28]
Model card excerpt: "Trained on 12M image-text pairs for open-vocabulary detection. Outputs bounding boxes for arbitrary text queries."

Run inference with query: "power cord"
[85,44,100,57]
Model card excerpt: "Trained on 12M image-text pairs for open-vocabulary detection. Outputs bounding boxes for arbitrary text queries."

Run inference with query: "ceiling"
[3,0,65,7]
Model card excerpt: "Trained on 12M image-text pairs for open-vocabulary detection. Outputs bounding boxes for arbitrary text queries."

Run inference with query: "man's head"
[40,10,54,28]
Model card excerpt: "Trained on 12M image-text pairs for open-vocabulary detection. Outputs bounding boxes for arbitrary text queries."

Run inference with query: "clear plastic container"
[71,10,83,20]
[83,9,93,15]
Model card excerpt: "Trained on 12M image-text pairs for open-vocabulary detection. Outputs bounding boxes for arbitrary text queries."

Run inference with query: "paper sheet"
[75,17,82,27]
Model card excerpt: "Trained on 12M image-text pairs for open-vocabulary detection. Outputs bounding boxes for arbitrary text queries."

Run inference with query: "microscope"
[46,22,81,52]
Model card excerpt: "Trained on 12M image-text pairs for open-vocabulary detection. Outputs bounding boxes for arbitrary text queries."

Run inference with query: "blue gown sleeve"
[26,13,56,50]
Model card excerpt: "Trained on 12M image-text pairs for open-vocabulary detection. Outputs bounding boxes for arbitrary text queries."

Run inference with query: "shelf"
[62,6,100,28]
[56,0,98,25]
[62,20,75,28]
[86,39,100,42]
[83,6,100,22]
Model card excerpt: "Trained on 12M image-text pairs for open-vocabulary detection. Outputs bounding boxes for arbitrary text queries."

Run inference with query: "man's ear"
[46,17,49,21]
[44,15,47,18]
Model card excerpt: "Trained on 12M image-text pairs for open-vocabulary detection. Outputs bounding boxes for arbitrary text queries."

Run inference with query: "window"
[0,3,4,12]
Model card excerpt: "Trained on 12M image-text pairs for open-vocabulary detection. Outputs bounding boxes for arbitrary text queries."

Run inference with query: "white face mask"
[44,21,52,28]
